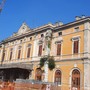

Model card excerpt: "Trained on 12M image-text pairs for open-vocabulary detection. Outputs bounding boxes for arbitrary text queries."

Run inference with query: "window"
[57,43,61,55]
[38,45,42,56]
[74,27,79,32]
[72,69,80,90]
[58,32,62,36]
[10,48,13,60]
[55,70,61,85]
[20,40,22,43]
[35,68,42,81]
[27,44,31,58]
[73,40,79,54]
[41,34,44,38]
[2,50,6,61]
[18,46,21,59]
[30,37,32,40]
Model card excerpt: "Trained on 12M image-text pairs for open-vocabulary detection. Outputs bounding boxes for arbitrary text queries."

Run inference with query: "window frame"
[72,69,80,90]
[27,44,31,58]
[58,32,62,36]
[55,40,62,56]
[54,70,62,85]
[41,34,44,38]
[2,50,6,61]
[73,40,79,54]
[17,46,22,59]
[38,44,42,56]
[35,68,42,81]
[74,27,79,32]
[57,43,61,55]
[9,48,13,60]
[72,36,80,54]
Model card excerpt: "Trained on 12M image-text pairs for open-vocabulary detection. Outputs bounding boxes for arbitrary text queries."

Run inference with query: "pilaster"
[22,43,26,58]
[32,36,38,60]
[84,22,90,90]
[84,22,90,56]
[84,59,90,90]
[14,45,17,60]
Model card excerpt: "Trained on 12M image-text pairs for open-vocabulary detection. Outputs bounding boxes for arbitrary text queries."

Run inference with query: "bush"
[48,56,55,70]
[39,56,55,70]
[40,57,47,67]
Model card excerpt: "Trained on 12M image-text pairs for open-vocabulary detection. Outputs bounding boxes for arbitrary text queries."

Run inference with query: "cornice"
[54,17,90,30]
[1,17,90,44]
[31,56,89,63]
[0,24,53,44]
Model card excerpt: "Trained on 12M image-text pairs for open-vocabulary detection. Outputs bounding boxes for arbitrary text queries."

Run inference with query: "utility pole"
[0,0,6,13]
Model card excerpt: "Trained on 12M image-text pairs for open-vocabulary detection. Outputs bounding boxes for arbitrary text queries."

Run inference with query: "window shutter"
[2,52,5,61]
[57,43,61,55]
[10,51,12,60]
[74,40,79,54]
[38,45,42,56]
[18,49,21,59]
[27,47,31,58]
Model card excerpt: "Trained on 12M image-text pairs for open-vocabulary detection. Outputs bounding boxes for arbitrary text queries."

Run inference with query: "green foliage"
[39,56,55,70]
[39,57,47,67]
[48,56,55,70]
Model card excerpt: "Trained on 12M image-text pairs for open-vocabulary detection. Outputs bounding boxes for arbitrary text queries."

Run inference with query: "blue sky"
[0,0,90,41]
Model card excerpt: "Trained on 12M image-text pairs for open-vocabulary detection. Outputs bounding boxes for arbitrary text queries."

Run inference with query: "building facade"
[0,16,90,90]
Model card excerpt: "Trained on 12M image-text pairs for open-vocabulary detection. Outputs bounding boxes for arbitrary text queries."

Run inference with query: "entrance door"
[72,69,80,90]
[35,68,42,81]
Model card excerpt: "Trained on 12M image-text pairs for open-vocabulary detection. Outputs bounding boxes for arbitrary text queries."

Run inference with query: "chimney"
[55,21,63,26]
[82,15,85,18]
[59,22,63,26]
[75,16,81,20]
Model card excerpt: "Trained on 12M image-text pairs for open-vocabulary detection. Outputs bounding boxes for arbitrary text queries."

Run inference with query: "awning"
[0,63,33,70]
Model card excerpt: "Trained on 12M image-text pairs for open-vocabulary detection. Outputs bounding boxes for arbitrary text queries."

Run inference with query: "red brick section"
[0,82,61,90]
[0,82,14,90]
[14,83,46,90]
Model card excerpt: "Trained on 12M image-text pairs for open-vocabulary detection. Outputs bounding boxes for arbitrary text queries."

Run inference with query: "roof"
[0,63,33,70]
[0,16,90,44]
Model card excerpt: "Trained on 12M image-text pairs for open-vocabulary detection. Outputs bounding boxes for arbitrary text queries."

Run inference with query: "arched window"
[54,70,61,85]
[18,46,22,59]
[41,34,44,38]
[72,69,80,90]
[35,68,42,81]
[27,44,31,58]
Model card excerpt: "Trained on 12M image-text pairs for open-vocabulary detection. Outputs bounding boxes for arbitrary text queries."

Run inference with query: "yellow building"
[0,16,90,90]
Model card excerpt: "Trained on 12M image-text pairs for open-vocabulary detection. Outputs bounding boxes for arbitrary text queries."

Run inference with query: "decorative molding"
[74,63,77,67]
[71,36,81,41]
[55,40,63,44]
[17,23,30,35]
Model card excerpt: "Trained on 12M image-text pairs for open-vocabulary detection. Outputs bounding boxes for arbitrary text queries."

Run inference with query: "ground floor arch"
[71,69,80,90]
[54,69,62,85]
[35,68,42,81]
[0,68,31,82]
